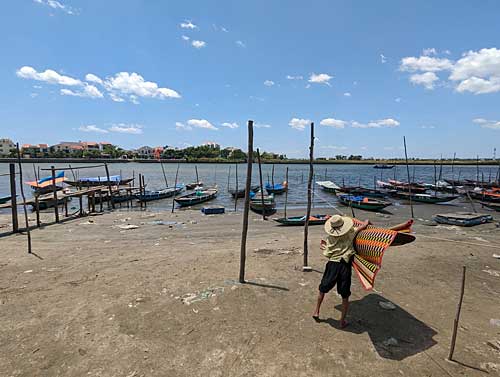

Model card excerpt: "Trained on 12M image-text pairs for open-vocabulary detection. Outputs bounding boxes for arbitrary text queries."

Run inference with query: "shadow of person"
[318,293,437,361]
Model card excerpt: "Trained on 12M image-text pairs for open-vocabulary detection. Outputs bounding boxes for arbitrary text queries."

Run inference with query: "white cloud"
[60,84,103,98]
[409,72,439,89]
[286,75,303,80]
[191,40,206,49]
[221,122,239,129]
[180,20,197,29]
[85,73,102,85]
[289,118,311,131]
[255,123,271,128]
[343,92,351,97]
[308,73,333,86]
[320,118,348,129]
[351,118,400,128]
[33,0,76,15]
[176,122,192,131]
[236,40,246,48]
[450,48,500,94]
[221,27,229,33]
[420,125,436,129]
[129,95,139,105]
[380,54,387,64]
[319,145,348,150]
[16,66,81,86]
[104,72,181,100]
[181,35,190,41]
[109,124,143,134]
[109,93,125,102]
[473,118,500,129]
[400,56,453,72]
[422,48,437,56]
[79,125,108,133]
[264,80,275,87]
[187,119,218,130]
[395,97,402,103]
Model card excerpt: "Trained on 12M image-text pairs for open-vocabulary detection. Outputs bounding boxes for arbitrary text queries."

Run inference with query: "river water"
[0,162,498,212]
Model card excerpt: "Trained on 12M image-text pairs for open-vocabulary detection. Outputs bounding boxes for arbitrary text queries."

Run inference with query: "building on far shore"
[21,143,50,158]
[135,146,154,159]
[0,138,15,156]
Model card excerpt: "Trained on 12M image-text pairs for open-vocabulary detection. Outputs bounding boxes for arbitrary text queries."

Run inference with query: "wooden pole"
[9,164,19,233]
[403,137,414,219]
[227,165,231,192]
[451,152,456,178]
[448,266,466,361]
[434,161,438,196]
[16,144,31,253]
[257,149,266,221]
[160,160,168,188]
[51,166,59,223]
[138,174,143,209]
[284,167,289,218]
[35,195,40,227]
[438,154,443,181]
[239,120,253,283]
[104,163,115,209]
[271,164,275,187]
[171,164,180,213]
[195,165,199,184]
[234,163,238,212]
[303,122,314,271]
[141,174,147,208]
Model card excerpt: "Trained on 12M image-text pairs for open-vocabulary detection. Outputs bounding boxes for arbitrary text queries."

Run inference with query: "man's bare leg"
[312,292,325,319]
[340,297,349,328]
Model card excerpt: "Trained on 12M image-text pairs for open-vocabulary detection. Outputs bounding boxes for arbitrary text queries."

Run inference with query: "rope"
[311,192,346,215]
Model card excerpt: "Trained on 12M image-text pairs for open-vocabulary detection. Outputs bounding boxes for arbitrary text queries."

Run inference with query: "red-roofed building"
[21,143,50,158]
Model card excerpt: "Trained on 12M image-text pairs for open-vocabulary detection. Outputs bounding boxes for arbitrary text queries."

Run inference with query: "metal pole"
[239,120,254,283]
[448,266,466,361]
[9,164,18,233]
[303,122,314,271]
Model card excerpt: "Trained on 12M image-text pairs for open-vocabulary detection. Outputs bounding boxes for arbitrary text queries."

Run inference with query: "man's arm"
[354,219,370,235]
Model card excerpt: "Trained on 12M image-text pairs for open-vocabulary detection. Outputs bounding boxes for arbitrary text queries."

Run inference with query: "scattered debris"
[79,220,95,225]
[253,247,301,256]
[149,220,177,226]
[179,287,225,305]
[118,224,139,230]
[490,319,500,327]
[493,254,500,259]
[382,337,399,347]
[480,362,500,372]
[483,270,500,277]
[379,301,396,310]
[192,308,199,314]
[23,270,33,274]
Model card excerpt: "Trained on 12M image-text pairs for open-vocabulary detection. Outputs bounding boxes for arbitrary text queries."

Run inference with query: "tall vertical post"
[239,120,254,283]
[195,165,199,184]
[160,160,168,188]
[451,152,456,178]
[9,164,18,233]
[324,168,327,181]
[16,144,31,253]
[227,165,231,192]
[171,164,180,213]
[476,155,479,183]
[284,167,289,218]
[403,137,414,219]
[257,149,266,221]
[303,122,315,271]
[448,266,466,361]
[51,166,59,223]
[234,163,238,211]
[104,163,115,209]
[271,164,275,187]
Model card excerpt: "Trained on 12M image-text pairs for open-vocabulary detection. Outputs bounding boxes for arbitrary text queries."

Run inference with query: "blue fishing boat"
[265,181,288,195]
[136,184,185,202]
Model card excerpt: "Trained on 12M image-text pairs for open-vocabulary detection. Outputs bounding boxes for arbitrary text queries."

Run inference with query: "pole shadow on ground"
[318,293,438,361]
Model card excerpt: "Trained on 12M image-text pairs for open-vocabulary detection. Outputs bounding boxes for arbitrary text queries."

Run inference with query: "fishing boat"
[337,194,391,212]
[229,185,260,198]
[265,181,288,195]
[316,181,340,193]
[423,180,460,194]
[250,192,276,215]
[378,180,427,194]
[65,175,133,187]
[392,191,459,204]
[273,214,331,226]
[481,202,500,211]
[136,184,185,202]
[29,191,70,210]
[26,171,66,194]
[0,195,13,204]
[337,186,387,198]
[174,188,218,207]
[374,164,395,169]
[186,182,204,190]
[433,212,493,227]
[468,189,500,203]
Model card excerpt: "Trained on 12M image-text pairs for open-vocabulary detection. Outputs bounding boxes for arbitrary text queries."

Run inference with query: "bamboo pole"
[51,166,59,223]
[195,165,199,184]
[239,120,254,283]
[403,137,414,219]
[104,163,115,209]
[234,163,238,212]
[448,266,466,361]
[9,164,18,233]
[16,144,31,253]
[303,122,314,271]
[271,164,275,187]
[451,152,456,177]
[227,165,231,192]
[160,160,168,188]
[171,164,180,213]
[476,155,480,183]
[257,149,267,221]
[284,167,289,218]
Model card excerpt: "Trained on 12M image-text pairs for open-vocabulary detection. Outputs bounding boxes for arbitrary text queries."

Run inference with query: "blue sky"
[1,0,500,158]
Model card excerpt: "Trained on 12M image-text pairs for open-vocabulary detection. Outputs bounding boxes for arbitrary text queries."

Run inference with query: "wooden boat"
[387,179,427,193]
[423,181,460,194]
[433,212,493,227]
[468,189,500,203]
[265,181,288,195]
[186,182,204,190]
[174,188,218,207]
[0,195,13,204]
[136,184,184,202]
[250,193,276,215]
[481,202,500,211]
[273,214,331,226]
[112,193,137,204]
[65,175,133,187]
[29,191,70,210]
[392,191,459,204]
[229,185,260,198]
[26,171,66,194]
[374,164,395,169]
[316,181,340,193]
[337,194,391,212]
[338,186,387,198]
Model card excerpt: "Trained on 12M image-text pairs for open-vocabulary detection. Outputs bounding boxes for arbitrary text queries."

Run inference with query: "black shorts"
[319,260,352,298]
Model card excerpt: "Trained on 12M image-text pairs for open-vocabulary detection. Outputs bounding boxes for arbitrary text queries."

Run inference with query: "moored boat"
[433,212,493,227]
[374,164,395,169]
[0,195,13,204]
[481,202,500,211]
[273,214,331,226]
[229,185,260,198]
[392,191,459,204]
[250,192,276,215]
[174,188,218,207]
[136,184,185,202]
[65,175,133,187]
[186,182,204,190]
[316,181,340,193]
[265,181,288,195]
[337,194,391,212]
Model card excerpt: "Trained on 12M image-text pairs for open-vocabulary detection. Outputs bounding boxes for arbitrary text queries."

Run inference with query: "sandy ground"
[0,201,500,377]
